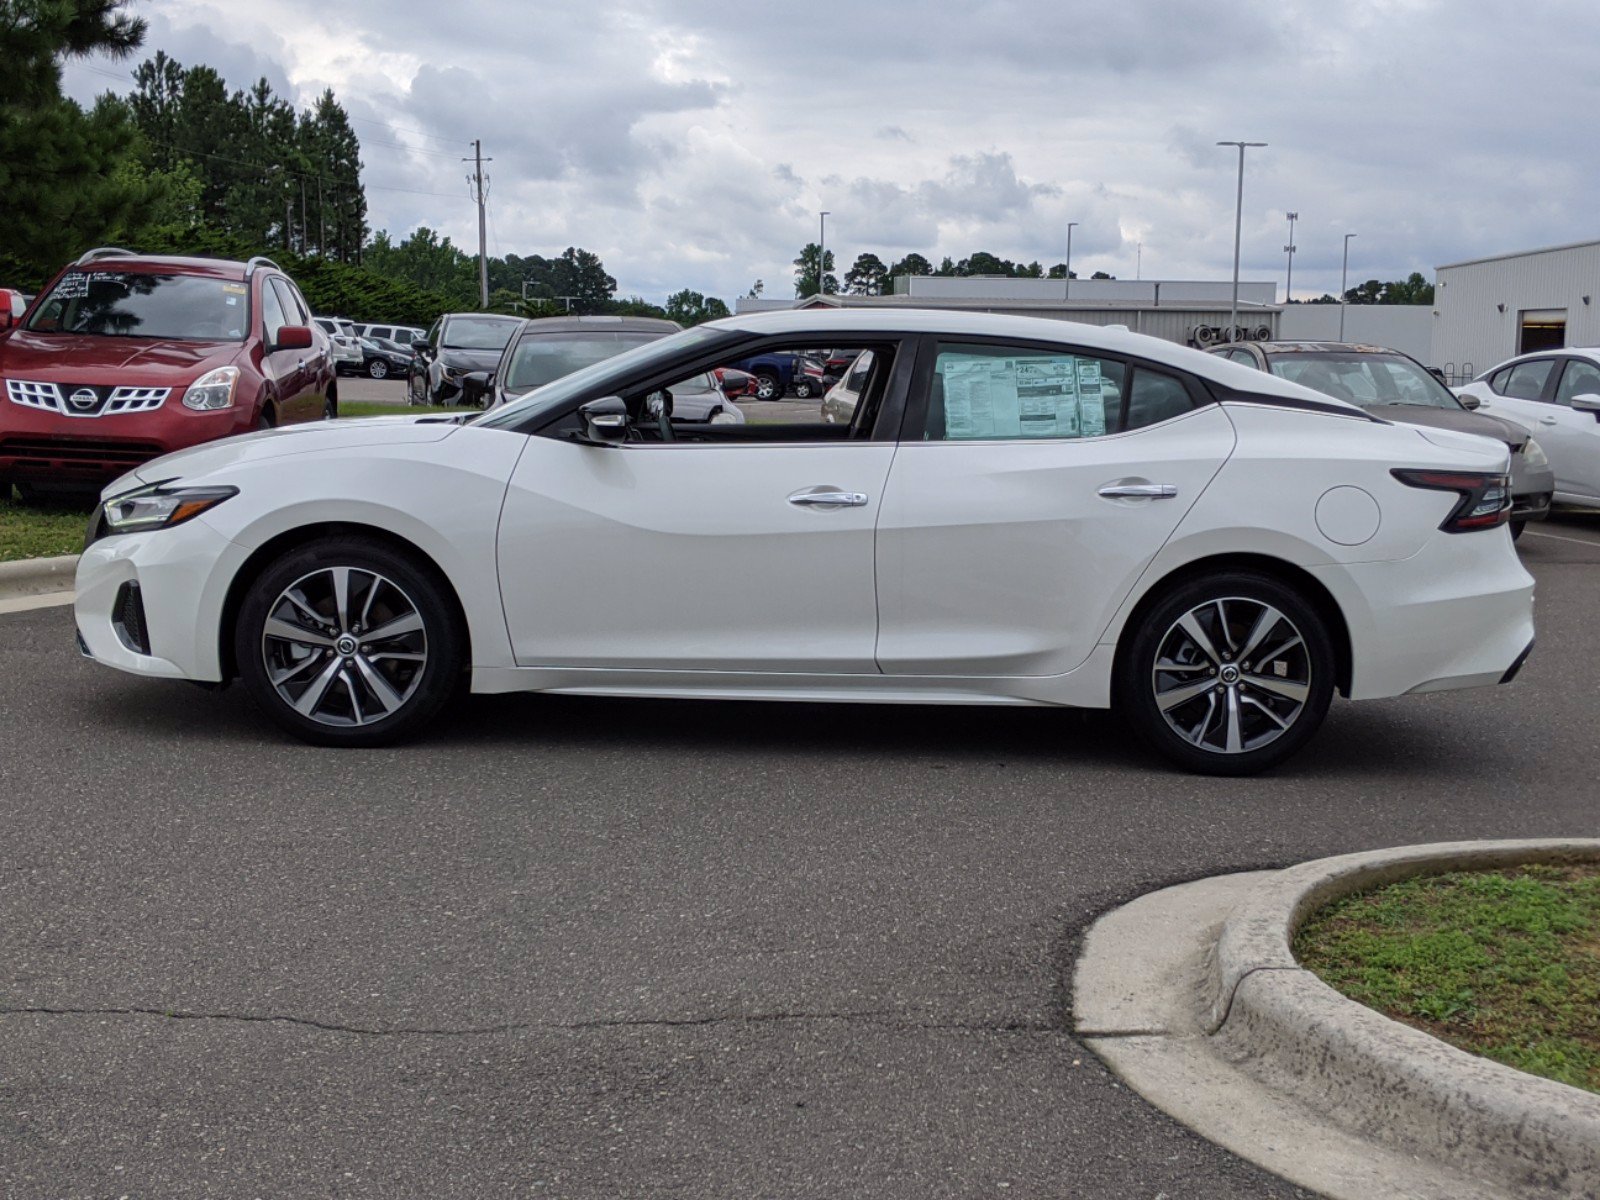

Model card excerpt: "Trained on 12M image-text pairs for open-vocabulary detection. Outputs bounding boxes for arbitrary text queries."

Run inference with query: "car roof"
[708,308,1361,412]
[518,315,681,336]
[443,311,522,324]
[63,254,250,279]
[1225,340,1404,356]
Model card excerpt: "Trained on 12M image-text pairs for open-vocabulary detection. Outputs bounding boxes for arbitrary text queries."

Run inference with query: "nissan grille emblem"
[68,388,98,411]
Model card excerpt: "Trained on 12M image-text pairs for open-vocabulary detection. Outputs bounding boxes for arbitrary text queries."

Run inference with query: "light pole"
[818,211,829,298]
[1064,221,1078,300]
[1217,140,1267,341]
[1339,232,1357,340]
[1136,241,1142,281]
[1284,211,1298,304]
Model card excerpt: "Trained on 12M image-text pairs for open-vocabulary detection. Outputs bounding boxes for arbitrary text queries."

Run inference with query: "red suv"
[0,248,336,499]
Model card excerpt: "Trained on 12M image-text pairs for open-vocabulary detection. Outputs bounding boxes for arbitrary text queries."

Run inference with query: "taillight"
[1391,468,1511,533]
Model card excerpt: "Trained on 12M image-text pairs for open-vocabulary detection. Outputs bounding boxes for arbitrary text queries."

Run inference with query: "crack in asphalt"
[0,1005,1063,1039]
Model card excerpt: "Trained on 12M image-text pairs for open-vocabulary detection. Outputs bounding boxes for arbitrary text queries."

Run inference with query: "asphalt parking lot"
[2,516,1597,1198]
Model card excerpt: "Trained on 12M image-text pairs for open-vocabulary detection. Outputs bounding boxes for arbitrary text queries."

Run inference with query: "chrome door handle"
[1098,483,1178,499]
[788,489,869,508]
[1539,416,1558,425]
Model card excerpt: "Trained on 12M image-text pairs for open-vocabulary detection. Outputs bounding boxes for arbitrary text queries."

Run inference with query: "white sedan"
[75,310,1534,775]
[1455,348,1600,508]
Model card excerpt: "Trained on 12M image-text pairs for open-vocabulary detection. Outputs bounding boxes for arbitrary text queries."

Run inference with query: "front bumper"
[75,516,247,682]
[0,402,256,485]
[1510,453,1554,522]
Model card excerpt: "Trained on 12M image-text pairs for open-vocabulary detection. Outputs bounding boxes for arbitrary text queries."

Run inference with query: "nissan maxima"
[74,310,1535,775]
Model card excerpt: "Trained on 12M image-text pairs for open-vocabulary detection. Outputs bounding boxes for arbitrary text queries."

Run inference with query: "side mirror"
[411,339,431,355]
[579,395,629,444]
[274,325,313,351]
[1458,393,1482,410]
[720,368,752,397]
[1571,392,1600,416]
[463,371,491,391]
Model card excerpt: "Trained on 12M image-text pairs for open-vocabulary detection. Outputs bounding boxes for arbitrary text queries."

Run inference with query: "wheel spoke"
[284,588,324,627]
[1177,612,1224,667]
[352,653,404,713]
[270,654,322,686]
[342,667,365,725]
[1184,692,1219,745]
[1240,693,1291,729]
[356,571,379,629]
[331,567,353,633]
[1236,605,1285,664]
[362,610,423,643]
[265,617,333,648]
[293,656,344,717]
[1155,656,1210,674]
[367,650,425,663]
[1244,674,1309,704]
[1156,676,1218,712]
[1224,686,1244,753]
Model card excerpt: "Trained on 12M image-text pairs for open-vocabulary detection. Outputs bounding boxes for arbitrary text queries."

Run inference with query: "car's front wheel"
[368,359,389,379]
[235,538,464,747]
[1116,572,1335,775]
[753,371,781,401]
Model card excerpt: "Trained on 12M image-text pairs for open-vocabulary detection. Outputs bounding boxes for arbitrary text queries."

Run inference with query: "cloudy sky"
[62,0,1600,305]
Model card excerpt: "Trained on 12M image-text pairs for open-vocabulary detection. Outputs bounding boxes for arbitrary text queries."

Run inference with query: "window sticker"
[222,283,247,296]
[55,273,90,299]
[941,353,1100,439]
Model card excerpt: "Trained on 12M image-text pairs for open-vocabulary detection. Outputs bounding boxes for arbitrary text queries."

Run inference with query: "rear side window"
[923,343,1126,441]
[1126,368,1195,428]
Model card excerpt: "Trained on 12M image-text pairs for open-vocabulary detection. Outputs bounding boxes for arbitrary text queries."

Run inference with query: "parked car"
[1212,341,1554,538]
[0,247,335,500]
[355,322,425,347]
[477,315,745,423]
[726,348,824,400]
[821,349,876,424]
[821,349,860,389]
[1,288,26,323]
[313,316,363,374]
[75,309,1533,775]
[1455,349,1600,510]
[358,336,414,380]
[409,312,522,407]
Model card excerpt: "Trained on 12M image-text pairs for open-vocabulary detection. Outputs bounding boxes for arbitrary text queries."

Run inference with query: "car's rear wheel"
[235,538,464,747]
[1510,519,1526,541]
[792,379,815,399]
[753,371,781,400]
[1116,572,1335,775]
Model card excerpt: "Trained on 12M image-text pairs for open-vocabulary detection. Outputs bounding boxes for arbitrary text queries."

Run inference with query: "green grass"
[0,492,95,562]
[1295,865,1600,1094]
[338,401,476,419]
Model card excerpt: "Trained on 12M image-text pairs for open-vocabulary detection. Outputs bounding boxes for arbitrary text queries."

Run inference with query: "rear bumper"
[0,403,256,485]
[1313,530,1536,701]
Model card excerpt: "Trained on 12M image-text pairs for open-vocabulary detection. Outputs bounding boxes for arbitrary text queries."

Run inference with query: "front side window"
[1503,358,1555,401]
[260,279,288,342]
[1555,358,1600,406]
[921,343,1134,441]
[25,271,250,341]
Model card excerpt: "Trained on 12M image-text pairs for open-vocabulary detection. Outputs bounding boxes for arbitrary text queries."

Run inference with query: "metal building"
[1434,240,1600,383]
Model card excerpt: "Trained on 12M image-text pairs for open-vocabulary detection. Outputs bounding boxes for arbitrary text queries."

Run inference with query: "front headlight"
[182,365,240,411]
[1522,437,1549,468]
[102,483,238,534]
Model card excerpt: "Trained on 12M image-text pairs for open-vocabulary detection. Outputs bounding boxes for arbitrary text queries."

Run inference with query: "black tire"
[753,371,781,401]
[368,359,389,379]
[255,403,277,431]
[0,475,12,503]
[235,537,465,747]
[1510,519,1526,542]
[793,379,815,399]
[1115,571,1336,776]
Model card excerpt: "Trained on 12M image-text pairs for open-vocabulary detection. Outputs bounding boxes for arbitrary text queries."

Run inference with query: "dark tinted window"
[442,316,518,350]
[1503,359,1555,400]
[26,271,250,341]
[1126,368,1195,429]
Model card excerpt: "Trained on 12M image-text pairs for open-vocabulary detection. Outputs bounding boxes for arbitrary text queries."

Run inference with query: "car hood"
[438,347,504,371]
[1364,403,1529,449]
[103,416,460,498]
[0,329,241,382]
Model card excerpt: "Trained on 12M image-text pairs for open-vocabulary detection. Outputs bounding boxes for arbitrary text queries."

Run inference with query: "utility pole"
[1217,140,1267,341]
[1136,241,1142,281]
[818,211,829,298]
[1283,212,1298,305]
[317,176,325,257]
[285,198,293,252]
[299,177,307,257]
[1340,232,1357,340]
[464,140,492,308]
[1065,221,1078,299]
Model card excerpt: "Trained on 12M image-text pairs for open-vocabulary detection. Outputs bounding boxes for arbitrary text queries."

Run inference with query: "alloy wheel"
[1150,597,1311,755]
[369,360,388,379]
[260,566,427,727]
[755,374,779,400]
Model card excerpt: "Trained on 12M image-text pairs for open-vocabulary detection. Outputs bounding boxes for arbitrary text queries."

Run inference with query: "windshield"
[443,316,519,350]
[25,271,250,341]
[473,324,738,429]
[503,331,665,392]
[1267,353,1461,410]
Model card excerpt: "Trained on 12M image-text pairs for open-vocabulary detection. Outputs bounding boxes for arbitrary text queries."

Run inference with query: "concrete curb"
[1211,839,1600,1198]
[0,554,79,600]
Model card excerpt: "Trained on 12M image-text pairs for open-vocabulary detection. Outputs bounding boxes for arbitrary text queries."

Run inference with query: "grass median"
[1295,865,1600,1095]
[0,492,93,563]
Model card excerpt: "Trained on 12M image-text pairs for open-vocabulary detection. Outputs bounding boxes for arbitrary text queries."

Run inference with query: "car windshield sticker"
[55,273,90,299]
[222,283,247,295]
[941,353,1102,439]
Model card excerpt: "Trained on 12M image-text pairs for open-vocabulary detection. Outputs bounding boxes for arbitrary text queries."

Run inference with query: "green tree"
[793,242,837,297]
[1046,263,1076,279]
[1090,270,1115,280]
[664,289,731,325]
[843,252,887,296]
[886,253,932,281]
[548,246,616,313]
[0,0,160,286]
